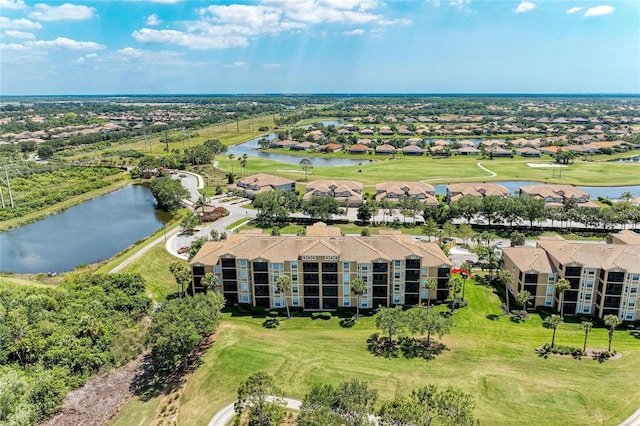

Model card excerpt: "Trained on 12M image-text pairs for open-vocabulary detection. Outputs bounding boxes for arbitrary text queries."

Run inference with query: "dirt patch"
[41,355,145,426]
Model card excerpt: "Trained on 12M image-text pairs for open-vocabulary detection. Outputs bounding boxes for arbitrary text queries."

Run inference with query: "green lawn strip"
[142,278,639,426]
[0,275,59,289]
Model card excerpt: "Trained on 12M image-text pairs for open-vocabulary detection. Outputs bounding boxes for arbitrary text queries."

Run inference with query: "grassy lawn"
[113,277,640,426]
[215,152,640,187]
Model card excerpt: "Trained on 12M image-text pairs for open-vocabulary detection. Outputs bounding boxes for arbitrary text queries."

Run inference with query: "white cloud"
[224,61,247,67]
[146,13,161,26]
[449,0,470,9]
[584,5,614,16]
[29,3,96,21]
[0,0,26,9]
[72,52,98,64]
[133,0,410,49]
[263,63,281,68]
[133,28,249,49]
[342,28,365,35]
[514,1,535,13]
[0,17,43,30]
[4,30,36,39]
[28,37,105,50]
[566,6,583,14]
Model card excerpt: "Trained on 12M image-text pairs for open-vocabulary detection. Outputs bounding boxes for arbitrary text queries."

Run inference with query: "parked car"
[178,246,190,254]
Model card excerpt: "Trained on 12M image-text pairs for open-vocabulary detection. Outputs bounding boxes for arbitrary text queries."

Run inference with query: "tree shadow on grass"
[399,337,449,361]
[486,314,500,321]
[629,330,640,339]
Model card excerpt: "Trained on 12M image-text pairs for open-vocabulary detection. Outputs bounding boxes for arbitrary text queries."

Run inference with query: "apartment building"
[446,182,511,203]
[501,231,640,320]
[229,173,295,198]
[190,223,452,310]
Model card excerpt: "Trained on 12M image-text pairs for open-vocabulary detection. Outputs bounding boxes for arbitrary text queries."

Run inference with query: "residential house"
[375,144,396,155]
[446,183,511,203]
[375,181,438,206]
[318,143,342,153]
[230,173,296,198]
[515,147,542,157]
[190,223,453,309]
[291,141,318,151]
[303,179,364,207]
[519,184,595,208]
[349,144,369,155]
[379,126,394,136]
[401,145,424,156]
[457,147,481,156]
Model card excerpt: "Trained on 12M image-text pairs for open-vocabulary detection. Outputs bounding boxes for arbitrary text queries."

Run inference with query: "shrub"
[340,318,355,328]
[263,318,280,329]
[251,306,266,315]
[269,311,279,318]
[237,303,252,314]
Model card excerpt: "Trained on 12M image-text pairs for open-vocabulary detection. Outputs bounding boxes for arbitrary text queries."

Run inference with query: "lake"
[227,133,367,167]
[0,185,169,274]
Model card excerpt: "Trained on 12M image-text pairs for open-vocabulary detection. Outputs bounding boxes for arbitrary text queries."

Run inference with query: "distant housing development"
[502,230,640,320]
[190,223,452,310]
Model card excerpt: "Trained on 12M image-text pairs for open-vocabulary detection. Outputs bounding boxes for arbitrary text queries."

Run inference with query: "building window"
[632,274,640,282]
[241,294,249,303]
[546,285,554,296]
[292,286,299,294]
[275,301,281,307]
[394,284,401,292]
[545,297,553,307]
[586,280,594,288]
[343,262,350,271]
[241,283,248,291]
[343,298,350,307]
[393,296,401,304]
[292,298,299,306]
[626,313,634,320]
[394,260,402,268]
[292,274,298,282]
[240,270,248,280]
[361,301,368,308]
[291,261,298,270]
[343,273,350,283]
[548,273,556,282]
[214,265,221,274]
[394,272,401,280]
[343,285,350,295]
[583,306,590,314]
[239,259,247,267]
[584,293,592,301]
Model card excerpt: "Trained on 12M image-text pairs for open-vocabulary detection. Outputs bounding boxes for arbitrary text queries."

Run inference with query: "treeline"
[235,373,478,426]
[0,274,150,425]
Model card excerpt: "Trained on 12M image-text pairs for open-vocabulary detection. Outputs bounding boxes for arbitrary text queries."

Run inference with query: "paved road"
[208,397,302,426]
[619,408,640,426]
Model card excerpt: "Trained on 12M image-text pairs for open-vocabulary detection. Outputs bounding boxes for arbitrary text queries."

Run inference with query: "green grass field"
[112,276,640,426]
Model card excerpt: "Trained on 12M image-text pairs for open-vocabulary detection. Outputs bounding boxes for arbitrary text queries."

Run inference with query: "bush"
[263,318,280,329]
[340,318,355,328]
[251,306,266,315]
[268,310,279,318]
[311,312,332,320]
[237,303,252,314]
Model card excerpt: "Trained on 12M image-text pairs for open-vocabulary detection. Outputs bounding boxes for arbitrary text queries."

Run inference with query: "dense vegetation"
[149,176,190,212]
[0,166,124,221]
[0,274,150,425]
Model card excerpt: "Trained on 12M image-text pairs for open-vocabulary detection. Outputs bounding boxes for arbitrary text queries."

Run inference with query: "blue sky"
[1,0,638,95]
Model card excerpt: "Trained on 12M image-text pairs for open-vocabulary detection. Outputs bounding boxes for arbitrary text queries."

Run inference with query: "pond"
[612,155,640,163]
[433,181,640,200]
[0,185,169,274]
[227,133,367,167]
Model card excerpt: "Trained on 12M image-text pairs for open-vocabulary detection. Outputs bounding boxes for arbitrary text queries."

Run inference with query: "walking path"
[476,161,497,177]
[208,397,302,426]
[619,408,640,426]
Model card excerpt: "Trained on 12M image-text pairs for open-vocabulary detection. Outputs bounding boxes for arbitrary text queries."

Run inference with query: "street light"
[460,272,468,302]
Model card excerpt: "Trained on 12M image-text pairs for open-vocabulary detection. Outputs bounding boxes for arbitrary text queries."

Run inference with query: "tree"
[544,314,562,348]
[303,196,341,221]
[620,191,635,201]
[580,321,593,353]
[228,153,235,174]
[375,305,405,343]
[555,278,571,318]
[422,218,438,242]
[518,196,546,228]
[274,275,292,319]
[37,144,54,159]
[169,262,191,297]
[351,278,367,319]
[510,231,525,246]
[146,293,224,371]
[299,379,378,426]
[149,176,189,212]
[357,203,373,225]
[422,278,437,308]
[442,222,457,239]
[378,384,478,426]
[458,223,474,246]
[201,272,219,295]
[253,190,297,225]
[300,157,313,181]
[516,290,532,312]
[448,276,463,309]
[603,314,622,352]
[449,195,480,224]
[234,371,286,426]
[405,307,452,347]
[180,212,202,234]
[194,195,207,213]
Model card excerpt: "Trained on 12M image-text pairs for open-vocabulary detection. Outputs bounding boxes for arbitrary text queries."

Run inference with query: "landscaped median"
[111,277,640,426]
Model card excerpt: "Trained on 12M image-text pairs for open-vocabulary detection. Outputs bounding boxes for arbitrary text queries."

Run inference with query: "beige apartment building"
[502,230,640,320]
[190,223,452,310]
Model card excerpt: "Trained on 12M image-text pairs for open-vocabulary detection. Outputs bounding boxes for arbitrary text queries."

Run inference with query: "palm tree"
[299,158,313,181]
[351,278,367,320]
[274,275,292,318]
[423,278,437,308]
[201,272,219,295]
[516,290,532,312]
[603,314,622,352]
[555,278,571,318]
[580,321,593,353]
[620,191,634,201]
[194,195,207,213]
[449,276,463,310]
[228,153,235,174]
[544,314,563,348]
[495,270,513,314]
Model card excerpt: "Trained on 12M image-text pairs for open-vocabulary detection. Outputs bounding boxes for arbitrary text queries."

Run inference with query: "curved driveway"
[208,397,302,426]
